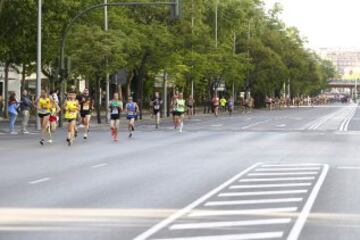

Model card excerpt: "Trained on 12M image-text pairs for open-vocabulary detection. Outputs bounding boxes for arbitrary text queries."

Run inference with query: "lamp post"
[36,0,42,130]
[58,1,181,127]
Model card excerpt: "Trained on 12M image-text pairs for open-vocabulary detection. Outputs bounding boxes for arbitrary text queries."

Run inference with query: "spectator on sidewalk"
[8,92,19,134]
[20,89,33,133]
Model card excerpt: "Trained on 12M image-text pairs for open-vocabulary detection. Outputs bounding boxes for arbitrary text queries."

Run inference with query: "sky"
[264,0,360,49]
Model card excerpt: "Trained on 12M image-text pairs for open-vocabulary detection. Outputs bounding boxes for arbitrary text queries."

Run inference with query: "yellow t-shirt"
[38,97,51,114]
[65,100,78,119]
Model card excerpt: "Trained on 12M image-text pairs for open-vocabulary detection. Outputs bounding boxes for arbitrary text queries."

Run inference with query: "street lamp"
[36,0,42,130]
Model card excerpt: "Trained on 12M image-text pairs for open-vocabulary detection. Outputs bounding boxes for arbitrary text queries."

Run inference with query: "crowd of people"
[1,88,338,145]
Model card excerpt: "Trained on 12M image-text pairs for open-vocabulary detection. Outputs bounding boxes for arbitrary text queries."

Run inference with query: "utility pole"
[36,0,42,130]
[232,31,236,98]
[163,71,168,117]
[191,0,194,99]
[104,0,110,123]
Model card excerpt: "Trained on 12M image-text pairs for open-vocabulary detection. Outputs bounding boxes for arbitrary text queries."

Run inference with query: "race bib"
[38,109,47,114]
[128,111,134,115]
[83,105,90,110]
[154,105,160,110]
[112,108,119,115]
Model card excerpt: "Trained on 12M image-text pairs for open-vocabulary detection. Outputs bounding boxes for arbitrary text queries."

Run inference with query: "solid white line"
[255,167,321,172]
[28,178,50,185]
[151,232,284,240]
[218,190,308,197]
[248,172,318,176]
[239,177,315,182]
[337,166,360,170]
[169,219,291,230]
[262,164,322,167]
[91,163,108,168]
[241,120,270,130]
[189,207,298,217]
[287,164,329,240]
[133,163,262,240]
[205,198,303,206]
[230,183,312,189]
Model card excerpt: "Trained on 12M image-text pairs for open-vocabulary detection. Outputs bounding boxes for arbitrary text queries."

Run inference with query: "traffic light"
[170,0,181,19]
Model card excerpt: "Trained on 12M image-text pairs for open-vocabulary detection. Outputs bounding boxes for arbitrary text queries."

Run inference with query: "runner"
[174,92,186,133]
[35,90,52,145]
[63,90,79,146]
[228,97,234,115]
[79,89,93,140]
[109,93,123,141]
[47,95,60,143]
[171,93,178,128]
[151,92,162,129]
[219,96,227,113]
[187,96,195,119]
[212,94,220,117]
[125,97,139,138]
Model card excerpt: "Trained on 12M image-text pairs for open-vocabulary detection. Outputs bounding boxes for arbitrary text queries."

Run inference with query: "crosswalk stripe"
[248,172,318,176]
[230,183,312,189]
[219,190,308,197]
[239,177,315,182]
[169,219,291,230]
[255,167,321,172]
[188,207,298,217]
[262,164,322,167]
[205,198,303,206]
[151,232,284,240]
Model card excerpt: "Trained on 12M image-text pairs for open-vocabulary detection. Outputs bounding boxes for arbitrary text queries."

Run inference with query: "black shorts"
[173,111,184,116]
[38,113,50,118]
[66,118,76,123]
[110,114,120,120]
[80,111,91,118]
[153,109,160,115]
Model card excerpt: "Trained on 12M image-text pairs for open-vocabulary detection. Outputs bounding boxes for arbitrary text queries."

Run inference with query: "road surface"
[0,103,360,240]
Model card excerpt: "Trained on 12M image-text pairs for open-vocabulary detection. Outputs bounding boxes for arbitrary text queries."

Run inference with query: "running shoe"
[40,139,45,145]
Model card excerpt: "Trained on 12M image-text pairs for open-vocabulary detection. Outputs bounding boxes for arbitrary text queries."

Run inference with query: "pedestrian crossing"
[134,163,329,240]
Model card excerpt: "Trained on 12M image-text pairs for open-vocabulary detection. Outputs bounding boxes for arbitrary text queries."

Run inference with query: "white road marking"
[248,172,318,176]
[339,105,357,132]
[169,219,291,230]
[239,177,315,182]
[28,178,50,185]
[230,183,312,189]
[337,166,360,170]
[262,163,322,167]
[287,164,329,240]
[91,163,108,168]
[241,120,270,130]
[151,232,284,240]
[205,198,303,206]
[277,124,287,128]
[218,190,308,197]
[255,167,321,172]
[133,163,262,240]
[188,207,298,217]
[210,124,223,127]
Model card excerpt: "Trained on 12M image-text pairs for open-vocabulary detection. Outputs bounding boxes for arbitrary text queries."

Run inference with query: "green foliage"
[0,0,336,104]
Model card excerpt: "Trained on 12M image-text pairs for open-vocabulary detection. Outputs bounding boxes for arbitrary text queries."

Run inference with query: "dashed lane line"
[28,177,50,185]
[91,163,108,168]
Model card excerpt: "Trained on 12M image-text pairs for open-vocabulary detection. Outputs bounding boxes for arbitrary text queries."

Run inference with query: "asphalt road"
[1,103,360,240]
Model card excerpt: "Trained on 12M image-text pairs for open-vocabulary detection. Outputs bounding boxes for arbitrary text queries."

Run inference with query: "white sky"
[264,0,360,49]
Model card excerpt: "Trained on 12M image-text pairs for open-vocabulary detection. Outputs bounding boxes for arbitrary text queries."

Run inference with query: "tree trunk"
[21,63,26,93]
[3,62,9,119]
[136,52,150,120]
[126,71,134,99]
